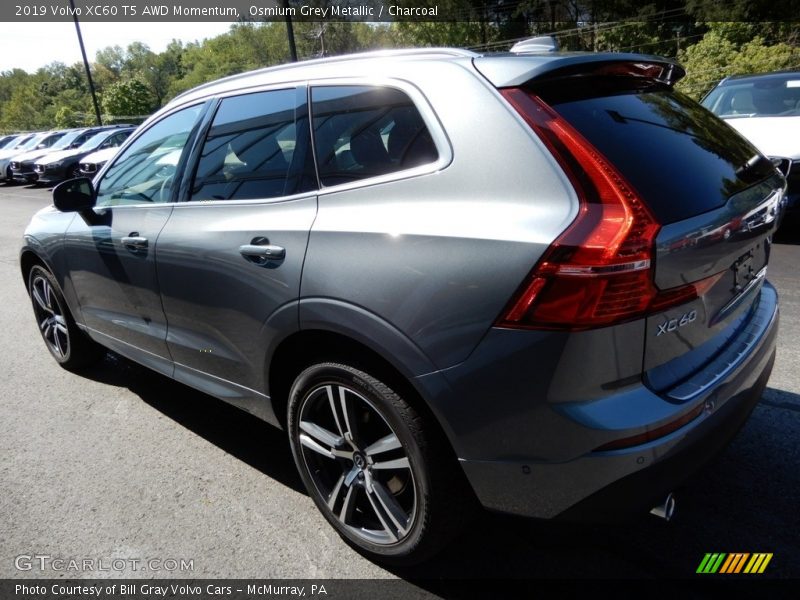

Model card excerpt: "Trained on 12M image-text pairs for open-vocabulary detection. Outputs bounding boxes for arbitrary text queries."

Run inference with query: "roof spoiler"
[474,53,685,88]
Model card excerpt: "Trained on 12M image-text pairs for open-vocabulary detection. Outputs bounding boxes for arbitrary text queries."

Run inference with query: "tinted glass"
[96,104,203,207]
[534,79,774,224]
[50,129,85,150]
[311,86,438,187]
[191,89,306,201]
[77,131,113,152]
[38,132,65,148]
[703,76,800,118]
[106,131,132,147]
[20,133,48,150]
[0,135,19,149]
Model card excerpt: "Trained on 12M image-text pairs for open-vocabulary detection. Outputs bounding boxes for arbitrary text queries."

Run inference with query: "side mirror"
[53,177,95,212]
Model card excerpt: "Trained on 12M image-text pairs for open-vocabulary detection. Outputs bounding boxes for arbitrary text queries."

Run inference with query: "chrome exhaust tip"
[649,492,676,521]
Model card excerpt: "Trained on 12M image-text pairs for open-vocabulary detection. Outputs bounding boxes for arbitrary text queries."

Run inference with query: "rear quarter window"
[311,85,439,187]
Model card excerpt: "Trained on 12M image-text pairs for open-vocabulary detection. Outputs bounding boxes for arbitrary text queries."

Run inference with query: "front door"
[64,103,206,375]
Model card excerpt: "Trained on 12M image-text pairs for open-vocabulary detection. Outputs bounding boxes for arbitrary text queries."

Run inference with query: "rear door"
[155,86,318,412]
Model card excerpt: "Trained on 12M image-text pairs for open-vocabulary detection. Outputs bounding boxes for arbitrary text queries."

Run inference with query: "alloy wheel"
[297,382,417,546]
[30,273,70,359]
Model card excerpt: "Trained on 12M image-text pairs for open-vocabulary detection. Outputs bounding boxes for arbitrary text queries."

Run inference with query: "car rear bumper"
[448,283,778,520]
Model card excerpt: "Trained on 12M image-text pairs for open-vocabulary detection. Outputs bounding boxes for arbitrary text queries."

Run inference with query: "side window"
[73,132,93,147]
[311,86,439,187]
[190,89,302,201]
[96,104,203,207]
[112,132,130,146]
[100,133,123,149]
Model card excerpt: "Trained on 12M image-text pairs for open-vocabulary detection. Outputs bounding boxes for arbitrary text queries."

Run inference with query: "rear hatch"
[476,54,784,396]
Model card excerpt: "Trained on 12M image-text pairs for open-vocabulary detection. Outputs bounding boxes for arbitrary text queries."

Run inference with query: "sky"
[0,21,236,73]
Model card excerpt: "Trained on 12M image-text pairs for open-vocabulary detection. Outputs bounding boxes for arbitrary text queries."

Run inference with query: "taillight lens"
[498,88,716,330]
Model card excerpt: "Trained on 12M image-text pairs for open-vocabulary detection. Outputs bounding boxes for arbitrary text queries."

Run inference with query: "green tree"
[677,23,800,99]
[101,77,156,119]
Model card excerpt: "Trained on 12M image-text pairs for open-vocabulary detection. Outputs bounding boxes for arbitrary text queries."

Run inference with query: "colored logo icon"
[697,553,773,574]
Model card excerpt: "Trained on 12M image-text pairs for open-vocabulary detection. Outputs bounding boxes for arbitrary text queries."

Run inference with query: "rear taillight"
[498,88,716,330]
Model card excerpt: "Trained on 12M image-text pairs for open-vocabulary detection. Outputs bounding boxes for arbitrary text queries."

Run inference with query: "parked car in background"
[702,71,800,219]
[78,146,122,177]
[10,127,107,184]
[35,127,134,185]
[0,132,41,181]
[0,133,35,153]
[22,47,782,564]
[2,130,68,183]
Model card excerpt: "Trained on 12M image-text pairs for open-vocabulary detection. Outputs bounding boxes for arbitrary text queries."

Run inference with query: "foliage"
[1,5,799,132]
[101,77,156,118]
[677,23,800,99]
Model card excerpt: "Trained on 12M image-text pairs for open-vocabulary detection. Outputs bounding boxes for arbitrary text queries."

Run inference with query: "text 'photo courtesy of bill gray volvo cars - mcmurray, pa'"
[20,41,785,565]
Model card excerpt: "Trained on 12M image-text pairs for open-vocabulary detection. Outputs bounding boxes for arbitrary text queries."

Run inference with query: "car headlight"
[47,161,63,169]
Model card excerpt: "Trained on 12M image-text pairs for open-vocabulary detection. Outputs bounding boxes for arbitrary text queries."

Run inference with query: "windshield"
[18,133,50,150]
[4,135,32,151]
[702,75,800,118]
[77,131,111,152]
[50,129,85,150]
[0,136,19,149]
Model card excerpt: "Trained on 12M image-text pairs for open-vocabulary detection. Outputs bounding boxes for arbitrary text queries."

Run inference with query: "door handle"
[239,244,286,261]
[121,234,148,251]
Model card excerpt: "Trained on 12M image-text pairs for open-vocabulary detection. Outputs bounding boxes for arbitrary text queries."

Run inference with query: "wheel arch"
[20,247,50,287]
[267,328,461,467]
[20,245,85,328]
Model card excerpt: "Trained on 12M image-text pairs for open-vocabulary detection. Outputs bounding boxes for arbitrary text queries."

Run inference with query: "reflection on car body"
[21,46,782,565]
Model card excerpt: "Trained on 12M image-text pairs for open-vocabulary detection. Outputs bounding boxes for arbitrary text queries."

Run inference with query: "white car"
[78,146,121,178]
[702,71,800,218]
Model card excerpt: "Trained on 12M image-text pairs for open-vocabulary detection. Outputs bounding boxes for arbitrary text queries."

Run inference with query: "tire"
[27,264,104,371]
[287,362,470,565]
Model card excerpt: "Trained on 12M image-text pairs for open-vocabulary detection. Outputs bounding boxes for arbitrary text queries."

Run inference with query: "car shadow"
[774,218,800,245]
[72,356,800,582]
[77,351,304,494]
[390,387,800,584]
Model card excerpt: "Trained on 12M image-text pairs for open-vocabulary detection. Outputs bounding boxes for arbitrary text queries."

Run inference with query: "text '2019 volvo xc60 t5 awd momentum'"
[21,47,784,564]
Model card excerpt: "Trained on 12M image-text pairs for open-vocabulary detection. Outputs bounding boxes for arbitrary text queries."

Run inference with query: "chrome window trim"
[167,78,452,208]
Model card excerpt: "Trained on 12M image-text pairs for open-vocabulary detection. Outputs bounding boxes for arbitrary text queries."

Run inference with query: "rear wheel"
[28,264,104,370]
[287,362,469,564]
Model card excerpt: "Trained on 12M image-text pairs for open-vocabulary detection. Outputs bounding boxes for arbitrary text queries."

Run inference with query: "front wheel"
[287,362,469,564]
[28,264,104,370]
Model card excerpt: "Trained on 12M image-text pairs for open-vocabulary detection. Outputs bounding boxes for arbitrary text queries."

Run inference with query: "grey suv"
[21,48,783,564]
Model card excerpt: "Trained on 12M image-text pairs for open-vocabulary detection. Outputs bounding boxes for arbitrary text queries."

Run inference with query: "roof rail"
[174,47,478,102]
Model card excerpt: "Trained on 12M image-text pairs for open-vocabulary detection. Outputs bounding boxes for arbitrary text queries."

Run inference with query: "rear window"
[532,79,774,224]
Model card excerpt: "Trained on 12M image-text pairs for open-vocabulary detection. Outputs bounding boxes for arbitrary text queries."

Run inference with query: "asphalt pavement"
[0,183,798,587]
